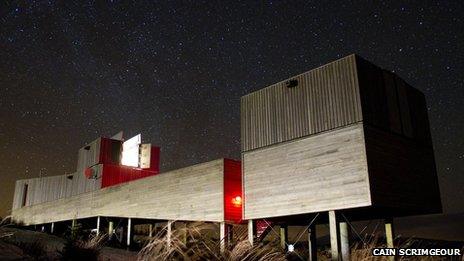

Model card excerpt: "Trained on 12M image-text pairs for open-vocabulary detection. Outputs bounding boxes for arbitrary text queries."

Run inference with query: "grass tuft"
[58,233,107,261]
[138,222,286,261]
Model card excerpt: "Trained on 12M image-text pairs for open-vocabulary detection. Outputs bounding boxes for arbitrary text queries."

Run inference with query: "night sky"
[0,1,462,218]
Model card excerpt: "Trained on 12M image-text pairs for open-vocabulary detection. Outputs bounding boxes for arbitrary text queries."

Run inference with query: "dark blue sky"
[0,1,462,217]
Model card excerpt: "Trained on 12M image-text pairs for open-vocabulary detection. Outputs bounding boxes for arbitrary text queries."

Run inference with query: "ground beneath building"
[0,227,137,260]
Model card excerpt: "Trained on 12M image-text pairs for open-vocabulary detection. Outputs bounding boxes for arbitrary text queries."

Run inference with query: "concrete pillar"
[179,222,187,245]
[167,220,173,250]
[340,222,350,261]
[126,218,132,247]
[280,224,288,251]
[220,222,226,253]
[108,221,114,237]
[149,223,154,237]
[308,224,317,261]
[96,216,100,236]
[385,219,394,248]
[51,222,55,234]
[71,219,77,237]
[228,224,234,243]
[328,211,339,261]
[248,219,254,245]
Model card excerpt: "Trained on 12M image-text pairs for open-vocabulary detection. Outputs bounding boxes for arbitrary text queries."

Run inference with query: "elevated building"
[11,54,441,259]
[11,132,243,248]
[241,54,441,259]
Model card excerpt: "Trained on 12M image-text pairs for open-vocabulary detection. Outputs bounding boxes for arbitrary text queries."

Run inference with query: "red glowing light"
[232,196,242,206]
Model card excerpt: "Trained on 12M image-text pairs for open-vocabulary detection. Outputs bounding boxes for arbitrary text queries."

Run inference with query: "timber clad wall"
[242,54,441,219]
[12,168,102,210]
[241,55,363,152]
[243,123,371,219]
[12,159,226,225]
[12,175,73,210]
[356,57,432,145]
[241,54,433,152]
[364,126,441,214]
[76,138,101,172]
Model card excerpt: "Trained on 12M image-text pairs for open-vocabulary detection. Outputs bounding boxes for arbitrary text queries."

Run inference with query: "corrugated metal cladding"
[241,54,363,152]
[241,54,432,152]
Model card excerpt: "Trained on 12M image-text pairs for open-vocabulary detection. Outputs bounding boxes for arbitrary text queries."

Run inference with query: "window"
[21,184,28,207]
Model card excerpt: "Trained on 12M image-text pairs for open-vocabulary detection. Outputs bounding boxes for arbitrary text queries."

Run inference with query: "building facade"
[11,55,441,260]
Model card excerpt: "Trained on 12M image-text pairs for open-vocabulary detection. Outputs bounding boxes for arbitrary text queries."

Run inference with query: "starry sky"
[0,1,462,218]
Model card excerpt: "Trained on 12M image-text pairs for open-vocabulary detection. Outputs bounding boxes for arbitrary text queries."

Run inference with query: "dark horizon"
[0,1,463,218]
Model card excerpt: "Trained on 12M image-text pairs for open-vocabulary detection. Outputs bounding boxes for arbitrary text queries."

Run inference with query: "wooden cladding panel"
[12,159,226,225]
[12,169,102,210]
[241,54,363,152]
[12,175,73,210]
[243,124,371,219]
[241,54,433,152]
[364,126,441,215]
[76,138,101,172]
[356,56,432,146]
[240,54,438,219]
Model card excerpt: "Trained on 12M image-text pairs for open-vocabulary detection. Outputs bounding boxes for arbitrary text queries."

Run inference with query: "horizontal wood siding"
[12,159,225,225]
[243,124,371,219]
[241,54,363,152]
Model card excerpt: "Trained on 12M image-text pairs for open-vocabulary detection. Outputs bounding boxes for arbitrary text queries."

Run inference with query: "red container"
[99,138,122,165]
[101,164,158,188]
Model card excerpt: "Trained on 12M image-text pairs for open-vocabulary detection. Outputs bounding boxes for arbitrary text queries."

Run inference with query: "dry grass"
[0,216,13,239]
[138,222,463,261]
[59,233,107,261]
[138,222,286,261]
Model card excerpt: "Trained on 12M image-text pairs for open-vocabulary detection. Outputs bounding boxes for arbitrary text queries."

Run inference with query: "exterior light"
[232,196,242,206]
[288,244,294,252]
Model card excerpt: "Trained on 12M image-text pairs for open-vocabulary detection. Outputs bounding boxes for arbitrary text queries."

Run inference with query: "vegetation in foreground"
[138,222,463,261]
[1,218,463,260]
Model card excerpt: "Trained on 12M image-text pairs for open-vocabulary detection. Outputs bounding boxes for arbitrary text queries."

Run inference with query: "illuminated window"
[121,134,141,167]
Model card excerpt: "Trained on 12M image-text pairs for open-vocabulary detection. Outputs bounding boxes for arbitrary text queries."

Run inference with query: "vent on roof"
[286,79,298,88]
